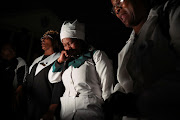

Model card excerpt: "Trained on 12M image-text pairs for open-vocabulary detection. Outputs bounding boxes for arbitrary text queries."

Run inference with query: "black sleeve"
[51,81,65,104]
[17,66,26,86]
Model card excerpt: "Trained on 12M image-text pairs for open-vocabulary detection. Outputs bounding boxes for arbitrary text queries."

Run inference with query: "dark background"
[0,0,132,71]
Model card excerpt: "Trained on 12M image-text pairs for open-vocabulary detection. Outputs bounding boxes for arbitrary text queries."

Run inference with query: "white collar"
[29,52,60,75]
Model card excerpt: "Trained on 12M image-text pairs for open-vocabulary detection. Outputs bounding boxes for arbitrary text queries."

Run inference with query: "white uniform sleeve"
[93,50,114,100]
[48,64,62,83]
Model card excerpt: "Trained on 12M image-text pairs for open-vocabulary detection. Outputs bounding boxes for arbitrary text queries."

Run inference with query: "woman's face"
[0,44,16,60]
[41,36,53,51]
[62,38,81,56]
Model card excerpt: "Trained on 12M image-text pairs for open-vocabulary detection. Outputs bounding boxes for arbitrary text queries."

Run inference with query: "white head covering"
[60,20,85,42]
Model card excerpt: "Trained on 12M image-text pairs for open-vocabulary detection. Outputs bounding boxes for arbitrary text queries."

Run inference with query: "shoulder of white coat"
[15,57,27,72]
[93,50,109,63]
[17,57,27,66]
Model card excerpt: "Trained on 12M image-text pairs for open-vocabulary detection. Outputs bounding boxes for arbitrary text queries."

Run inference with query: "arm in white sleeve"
[93,50,114,100]
[48,61,63,83]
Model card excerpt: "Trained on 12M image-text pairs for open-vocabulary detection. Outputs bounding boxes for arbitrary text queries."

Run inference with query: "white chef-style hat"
[60,19,85,42]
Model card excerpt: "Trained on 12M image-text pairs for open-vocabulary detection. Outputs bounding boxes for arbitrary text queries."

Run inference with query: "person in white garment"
[48,20,114,120]
[105,0,180,120]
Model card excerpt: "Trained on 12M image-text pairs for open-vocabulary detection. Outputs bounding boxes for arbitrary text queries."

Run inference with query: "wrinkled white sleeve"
[93,50,114,101]
[48,63,62,83]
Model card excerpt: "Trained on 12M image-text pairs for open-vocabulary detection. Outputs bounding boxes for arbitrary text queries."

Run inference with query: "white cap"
[60,20,85,42]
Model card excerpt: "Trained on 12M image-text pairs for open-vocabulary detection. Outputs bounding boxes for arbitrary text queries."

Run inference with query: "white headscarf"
[60,19,85,42]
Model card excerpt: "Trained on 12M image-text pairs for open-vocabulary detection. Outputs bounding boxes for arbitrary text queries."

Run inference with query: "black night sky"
[0,0,132,69]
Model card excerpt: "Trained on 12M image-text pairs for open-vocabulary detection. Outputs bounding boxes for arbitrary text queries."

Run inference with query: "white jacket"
[115,2,180,94]
[48,50,114,120]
